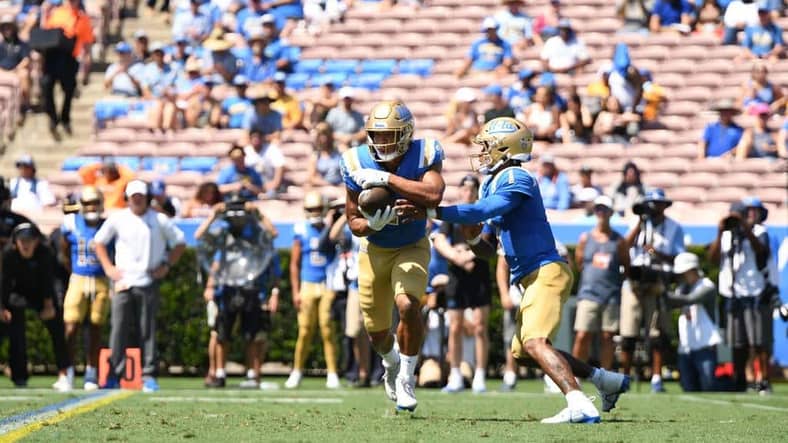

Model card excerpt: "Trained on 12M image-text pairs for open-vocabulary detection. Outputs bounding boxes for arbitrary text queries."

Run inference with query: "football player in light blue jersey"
[340,100,446,411]
[60,186,108,391]
[402,117,629,423]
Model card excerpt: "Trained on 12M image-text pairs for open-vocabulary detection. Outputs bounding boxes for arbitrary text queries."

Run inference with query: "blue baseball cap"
[741,196,768,222]
[483,84,503,96]
[518,68,536,80]
[174,34,189,44]
[643,188,672,206]
[233,74,249,86]
[273,71,287,83]
[539,72,556,87]
[150,179,166,196]
[115,42,132,53]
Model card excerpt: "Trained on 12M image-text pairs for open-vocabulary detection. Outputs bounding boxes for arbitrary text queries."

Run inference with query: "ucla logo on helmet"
[487,119,517,134]
[373,122,387,128]
[395,105,412,120]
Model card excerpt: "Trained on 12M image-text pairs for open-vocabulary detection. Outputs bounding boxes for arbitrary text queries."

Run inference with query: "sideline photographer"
[709,199,771,393]
[195,194,279,389]
[621,189,685,392]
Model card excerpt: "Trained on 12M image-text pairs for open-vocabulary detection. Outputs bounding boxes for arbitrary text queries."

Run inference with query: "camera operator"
[709,199,771,393]
[0,179,33,252]
[0,223,71,389]
[621,188,685,393]
[195,194,279,389]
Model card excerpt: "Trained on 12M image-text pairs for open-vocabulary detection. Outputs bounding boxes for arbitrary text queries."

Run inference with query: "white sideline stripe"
[678,395,788,412]
[165,389,352,396]
[0,397,39,401]
[149,396,343,404]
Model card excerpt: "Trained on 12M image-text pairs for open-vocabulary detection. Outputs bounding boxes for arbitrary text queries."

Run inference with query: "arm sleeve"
[502,41,513,59]
[774,26,784,45]
[438,192,523,225]
[702,125,712,144]
[93,216,117,245]
[339,155,362,192]
[667,279,716,308]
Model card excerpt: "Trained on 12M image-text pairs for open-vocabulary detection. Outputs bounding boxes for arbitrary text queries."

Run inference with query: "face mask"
[84,211,100,223]
[308,216,323,225]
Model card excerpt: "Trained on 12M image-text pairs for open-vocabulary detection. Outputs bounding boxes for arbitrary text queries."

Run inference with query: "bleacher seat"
[323,59,359,74]
[310,72,348,88]
[113,156,141,171]
[142,157,180,175]
[360,59,397,76]
[62,156,101,172]
[349,73,388,91]
[295,59,323,75]
[180,157,218,174]
[398,59,435,77]
[285,73,310,91]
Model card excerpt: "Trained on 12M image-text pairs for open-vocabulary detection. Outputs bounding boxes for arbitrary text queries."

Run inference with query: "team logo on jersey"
[486,118,518,134]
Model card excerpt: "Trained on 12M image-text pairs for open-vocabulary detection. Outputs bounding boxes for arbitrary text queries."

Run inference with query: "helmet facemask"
[367,127,411,162]
[470,135,507,175]
[81,199,102,224]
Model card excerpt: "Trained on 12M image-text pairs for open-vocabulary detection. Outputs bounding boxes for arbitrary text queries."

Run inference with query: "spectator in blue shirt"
[142,42,176,99]
[698,99,744,158]
[240,27,277,82]
[169,35,191,74]
[242,89,283,142]
[236,0,269,39]
[506,68,538,114]
[172,0,212,45]
[212,75,252,129]
[103,42,144,97]
[268,0,303,37]
[649,0,694,34]
[203,31,239,84]
[535,154,571,210]
[217,145,264,200]
[456,17,513,78]
[741,6,784,61]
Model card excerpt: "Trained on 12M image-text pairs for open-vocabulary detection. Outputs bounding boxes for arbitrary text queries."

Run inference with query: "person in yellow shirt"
[41,0,94,137]
[78,160,135,210]
[271,71,303,130]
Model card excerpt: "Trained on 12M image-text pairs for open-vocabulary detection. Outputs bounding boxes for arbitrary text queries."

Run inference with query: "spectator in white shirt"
[722,0,760,45]
[245,129,286,196]
[94,180,186,392]
[9,154,56,213]
[540,19,591,74]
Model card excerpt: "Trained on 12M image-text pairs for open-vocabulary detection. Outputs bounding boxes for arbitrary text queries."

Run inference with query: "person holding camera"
[195,195,279,389]
[0,223,71,389]
[94,180,186,392]
[621,188,685,393]
[709,199,772,393]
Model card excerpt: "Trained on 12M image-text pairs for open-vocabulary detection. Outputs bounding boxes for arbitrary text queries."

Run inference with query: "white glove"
[351,168,391,189]
[360,206,396,231]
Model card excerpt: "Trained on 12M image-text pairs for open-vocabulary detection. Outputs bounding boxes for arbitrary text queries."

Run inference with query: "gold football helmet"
[365,100,414,162]
[303,191,326,224]
[469,117,533,175]
[79,186,104,222]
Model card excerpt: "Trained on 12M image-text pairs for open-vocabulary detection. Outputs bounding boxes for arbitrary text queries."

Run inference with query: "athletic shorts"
[619,280,669,339]
[63,275,110,325]
[445,262,492,310]
[725,298,771,349]
[510,262,573,360]
[216,287,264,343]
[357,236,430,333]
[574,299,620,333]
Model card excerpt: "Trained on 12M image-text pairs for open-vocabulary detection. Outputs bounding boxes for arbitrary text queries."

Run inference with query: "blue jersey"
[340,139,444,248]
[293,221,334,283]
[481,167,563,284]
[61,214,106,277]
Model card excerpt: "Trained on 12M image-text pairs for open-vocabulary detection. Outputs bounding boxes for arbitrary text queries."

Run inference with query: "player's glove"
[351,168,391,189]
[360,206,396,231]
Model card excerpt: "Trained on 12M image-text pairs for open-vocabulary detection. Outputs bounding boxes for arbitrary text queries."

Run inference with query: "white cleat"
[596,371,631,412]
[83,381,99,391]
[471,378,487,394]
[382,361,399,402]
[326,372,341,389]
[540,407,601,424]
[52,375,73,392]
[395,376,418,412]
[284,371,302,389]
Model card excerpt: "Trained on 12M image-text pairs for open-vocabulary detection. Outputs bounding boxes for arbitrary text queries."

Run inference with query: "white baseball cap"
[338,86,355,99]
[125,180,148,198]
[577,187,600,203]
[673,252,699,274]
[593,195,613,210]
[454,87,476,103]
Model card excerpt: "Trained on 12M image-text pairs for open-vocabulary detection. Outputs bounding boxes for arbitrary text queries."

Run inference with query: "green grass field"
[1,377,786,442]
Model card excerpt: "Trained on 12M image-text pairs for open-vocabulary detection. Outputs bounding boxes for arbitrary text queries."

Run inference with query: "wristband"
[426,208,437,219]
[467,234,482,246]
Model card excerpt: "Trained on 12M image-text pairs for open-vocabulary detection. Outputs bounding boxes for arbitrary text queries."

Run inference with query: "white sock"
[216,368,226,379]
[474,368,485,382]
[565,389,588,409]
[398,354,419,379]
[651,374,662,383]
[246,369,256,380]
[503,370,517,386]
[449,367,462,382]
[382,345,400,368]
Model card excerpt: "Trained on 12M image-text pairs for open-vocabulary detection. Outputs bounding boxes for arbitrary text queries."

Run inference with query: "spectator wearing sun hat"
[735,103,782,159]
[325,87,365,150]
[540,19,591,75]
[9,154,56,213]
[482,84,515,123]
[242,87,283,143]
[271,71,304,130]
[203,29,239,84]
[699,99,745,159]
[455,16,513,78]
[104,42,144,97]
[170,56,209,128]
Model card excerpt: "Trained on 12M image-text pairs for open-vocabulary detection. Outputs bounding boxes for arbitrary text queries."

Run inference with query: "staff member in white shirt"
[9,154,56,213]
[709,200,770,393]
[94,180,186,392]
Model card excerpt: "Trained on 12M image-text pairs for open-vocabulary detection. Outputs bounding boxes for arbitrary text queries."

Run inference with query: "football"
[358,186,396,215]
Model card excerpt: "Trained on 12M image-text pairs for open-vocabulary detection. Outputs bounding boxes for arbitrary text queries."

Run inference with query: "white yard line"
[0,397,39,402]
[149,396,343,404]
[678,395,788,412]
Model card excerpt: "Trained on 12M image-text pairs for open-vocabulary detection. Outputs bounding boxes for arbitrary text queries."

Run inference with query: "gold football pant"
[293,282,337,373]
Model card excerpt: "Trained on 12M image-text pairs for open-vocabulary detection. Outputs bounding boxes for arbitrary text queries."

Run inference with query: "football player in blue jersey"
[401,117,629,423]
[286,191,340,389]
[60,186,108,391]
[340,100,446,411]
